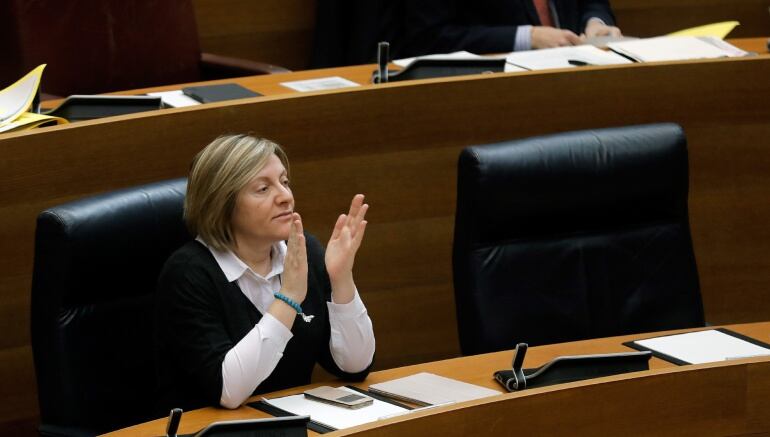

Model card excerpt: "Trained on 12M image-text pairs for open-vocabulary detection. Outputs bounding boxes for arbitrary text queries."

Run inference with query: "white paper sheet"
[146,90,201,108]
[368,372,501,406]
[0,65,46,124]
[634,329,770,364]
[505,45,633,71]
[262,386,408,430]
[393,51,485,67]
[280,77,360,92]
[607,36,747,62]
[395,51,526,72]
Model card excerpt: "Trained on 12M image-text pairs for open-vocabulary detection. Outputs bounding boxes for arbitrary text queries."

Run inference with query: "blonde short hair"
[185,134,289,251]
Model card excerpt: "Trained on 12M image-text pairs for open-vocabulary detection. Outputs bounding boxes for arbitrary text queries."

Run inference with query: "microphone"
[166,408,183,437]
[511,343,528,390]
[376,41,390,83]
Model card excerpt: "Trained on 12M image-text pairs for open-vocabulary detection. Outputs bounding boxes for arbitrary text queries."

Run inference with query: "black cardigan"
[154,234,371,412]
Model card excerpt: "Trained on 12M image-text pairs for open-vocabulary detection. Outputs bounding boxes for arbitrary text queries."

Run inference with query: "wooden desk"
[103,322,770,436]
[3,39,770,434]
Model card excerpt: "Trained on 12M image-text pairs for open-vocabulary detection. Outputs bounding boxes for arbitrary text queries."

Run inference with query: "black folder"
[373,58,506,83]
[43,95,162,121]
[181,83,261,103]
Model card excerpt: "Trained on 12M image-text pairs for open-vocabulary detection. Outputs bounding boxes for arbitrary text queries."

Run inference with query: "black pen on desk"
[568,59,591,67]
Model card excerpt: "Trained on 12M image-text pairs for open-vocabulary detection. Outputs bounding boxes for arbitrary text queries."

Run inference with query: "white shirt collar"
[197,236,286,282]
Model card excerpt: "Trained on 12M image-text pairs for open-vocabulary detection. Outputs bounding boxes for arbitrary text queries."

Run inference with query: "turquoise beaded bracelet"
[274,292,314,323]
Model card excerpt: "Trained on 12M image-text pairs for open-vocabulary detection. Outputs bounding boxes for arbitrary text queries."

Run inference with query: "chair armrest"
[200,52,291,79]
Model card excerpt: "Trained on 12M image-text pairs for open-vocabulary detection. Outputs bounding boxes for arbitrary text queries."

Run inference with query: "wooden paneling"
[192,0,317,71]
[3,48,770,435]
[613,0,770,37]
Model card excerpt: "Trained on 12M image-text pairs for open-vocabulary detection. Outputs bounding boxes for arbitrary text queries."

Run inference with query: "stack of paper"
[146,90,201,108]
[629,329,770,364]
[280,77,360,92]
[667,21,740,39]
[607,36,748,63]
[0,65,67,133]
[393,51,488,68]
[368,372,501,406]
[261,386,408,430]
[505,45,633,70]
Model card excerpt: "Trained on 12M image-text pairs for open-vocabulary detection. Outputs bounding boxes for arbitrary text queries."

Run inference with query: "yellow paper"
[0,64,46,125]
[0,111,67,134]
[667,21,740,39]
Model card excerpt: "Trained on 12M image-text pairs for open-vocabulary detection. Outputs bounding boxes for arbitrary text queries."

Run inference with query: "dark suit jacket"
[401,0,616,57]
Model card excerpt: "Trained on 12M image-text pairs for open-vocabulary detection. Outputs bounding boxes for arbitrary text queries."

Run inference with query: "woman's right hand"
[279,213,308,304]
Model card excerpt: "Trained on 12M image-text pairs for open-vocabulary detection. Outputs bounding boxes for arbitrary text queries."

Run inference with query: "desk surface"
[39,38,769,109]
[104,322,770,437]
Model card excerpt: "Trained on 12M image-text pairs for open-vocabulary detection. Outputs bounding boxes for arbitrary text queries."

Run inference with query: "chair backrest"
[453,123,705,356]
[1,0,202,96]
[310,0,405,68]
[31,178,190,435]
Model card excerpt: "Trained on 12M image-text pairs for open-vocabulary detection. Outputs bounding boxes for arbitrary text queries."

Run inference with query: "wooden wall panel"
[193,0,316,71]
[613,0,770,37]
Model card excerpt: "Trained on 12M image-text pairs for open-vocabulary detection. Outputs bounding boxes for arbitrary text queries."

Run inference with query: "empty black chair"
[31,179,190,436]
[453,123,705,356]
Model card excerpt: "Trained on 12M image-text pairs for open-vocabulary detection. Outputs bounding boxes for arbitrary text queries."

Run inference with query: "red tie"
[533,0,554,27]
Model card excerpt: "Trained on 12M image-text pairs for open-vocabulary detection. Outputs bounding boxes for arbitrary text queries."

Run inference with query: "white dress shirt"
[197,238,375,408]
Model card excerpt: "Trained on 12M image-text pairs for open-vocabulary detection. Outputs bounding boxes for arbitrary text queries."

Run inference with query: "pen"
[567,59,591,67]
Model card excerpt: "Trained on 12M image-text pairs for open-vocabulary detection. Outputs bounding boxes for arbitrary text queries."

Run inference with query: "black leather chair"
[453,123,705,356]
[31,179,190,436]
[1,0,288,97]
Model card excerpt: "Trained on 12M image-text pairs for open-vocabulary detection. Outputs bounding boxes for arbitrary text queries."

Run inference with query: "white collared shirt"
[196,237,375,409]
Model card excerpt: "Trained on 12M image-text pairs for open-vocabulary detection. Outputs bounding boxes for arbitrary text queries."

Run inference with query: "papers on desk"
[626,329,770,365]
[394,51,485,67]
[368,372,502,406]
[505,45,632,70]
[583,35,639,49]
[146,90,201,108]
[0,64,67,133]
[394,51,526,73]
[280,76,360,92]
[667,21,740,39]
[260,386,408,431]
[607,36,748,63]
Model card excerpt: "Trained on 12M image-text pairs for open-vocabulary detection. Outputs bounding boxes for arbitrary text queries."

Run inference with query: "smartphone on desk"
[303,386,373,409]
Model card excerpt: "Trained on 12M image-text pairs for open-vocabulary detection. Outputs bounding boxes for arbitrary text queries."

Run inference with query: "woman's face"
[231,154,294,249]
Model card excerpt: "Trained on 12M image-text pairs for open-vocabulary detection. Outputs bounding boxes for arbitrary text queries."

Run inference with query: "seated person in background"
[155,134,375,411]
[401,0,622,56]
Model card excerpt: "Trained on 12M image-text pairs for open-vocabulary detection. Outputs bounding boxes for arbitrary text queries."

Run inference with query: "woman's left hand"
[325,194,369,285]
